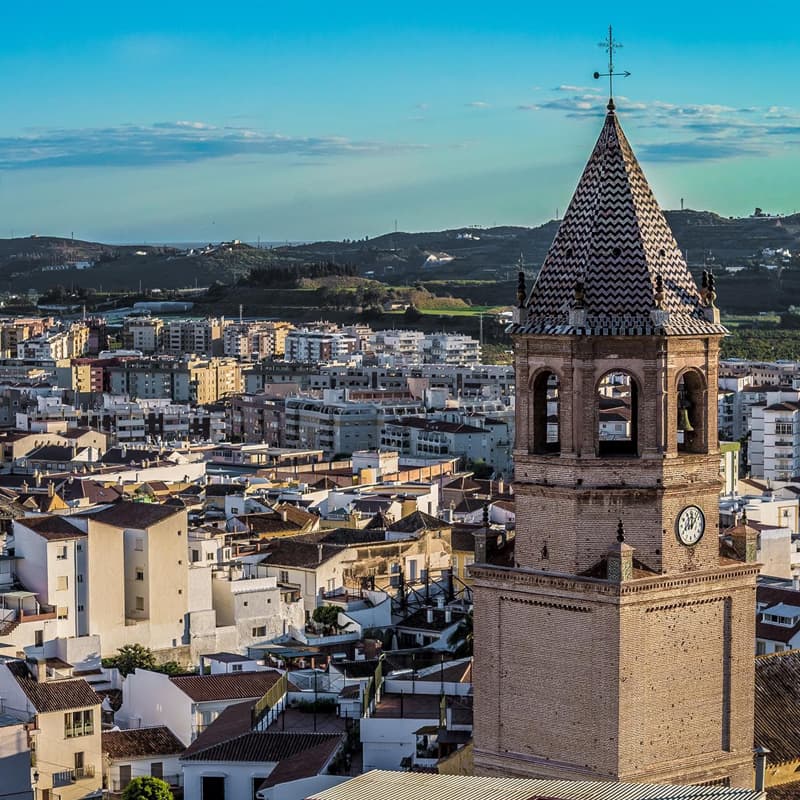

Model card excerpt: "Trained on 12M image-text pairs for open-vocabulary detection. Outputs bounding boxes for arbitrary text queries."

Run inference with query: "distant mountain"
[3,211,800,295]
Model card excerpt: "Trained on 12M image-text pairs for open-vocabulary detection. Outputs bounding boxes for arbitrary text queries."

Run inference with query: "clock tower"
[471,101,758,787]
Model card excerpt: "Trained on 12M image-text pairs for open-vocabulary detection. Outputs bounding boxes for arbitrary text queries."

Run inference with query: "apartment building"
[421,333,481,366]
[285,392,423,457]
[108,357,242,404]
[164,318,226,356]
[223,321,293,360]
[284,329,357,363]
[122,317,163,353]
[749,389,800,480]
[227,394,286,445]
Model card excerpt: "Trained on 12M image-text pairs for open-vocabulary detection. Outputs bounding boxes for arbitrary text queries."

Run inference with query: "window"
[119,764,132,788]
[136,569,144,581]
[279,570,289,583]
[531,370,560,454]
[135,596,145,611]
[77,574,84,583]
[64,709,94,738]
[56,575,68,591]
[134,539,144,551]
[34,630,43,647]
[150,762,163,779]
[191,550,200,563]
[597,371,638,457]
[252,625,267,637]
[57,607,68,620]
[77,604,84,612]
[207,553,215,561]
[56,545,68,560]
[232,663,243,672]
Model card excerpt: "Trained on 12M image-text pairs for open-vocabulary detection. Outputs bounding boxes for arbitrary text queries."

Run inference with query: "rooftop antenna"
[593,25,630,110]
[239,304,243,324]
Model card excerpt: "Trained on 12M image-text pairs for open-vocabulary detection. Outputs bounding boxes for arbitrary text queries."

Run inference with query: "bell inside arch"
[677,404,694,432]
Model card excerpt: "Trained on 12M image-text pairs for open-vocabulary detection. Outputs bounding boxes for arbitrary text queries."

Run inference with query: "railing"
[53,765,96,786]
[111,774,181,792]
[251,671,288,730]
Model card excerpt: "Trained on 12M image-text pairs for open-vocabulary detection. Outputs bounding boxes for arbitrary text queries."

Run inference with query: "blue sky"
[1,1,799,242]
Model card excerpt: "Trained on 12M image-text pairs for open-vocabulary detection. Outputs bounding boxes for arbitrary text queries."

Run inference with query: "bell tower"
[472,102,758,787]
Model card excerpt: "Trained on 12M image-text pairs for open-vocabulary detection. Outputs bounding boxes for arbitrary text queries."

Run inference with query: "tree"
[122,776,174,800]
[110,643,156,676]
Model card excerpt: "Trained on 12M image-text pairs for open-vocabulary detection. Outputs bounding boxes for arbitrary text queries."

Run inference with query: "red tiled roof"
[258,735,341,788]
[17,515,85,540]
[182,730,340,764]
[6,661,100,713]
[103,726,185,759]
[169,670,283,702]
[89,501,183,529]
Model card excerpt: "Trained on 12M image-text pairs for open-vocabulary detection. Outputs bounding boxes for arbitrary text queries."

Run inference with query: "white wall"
[117,670,192,746]
[361,716,434,771]
[182,759,278,800]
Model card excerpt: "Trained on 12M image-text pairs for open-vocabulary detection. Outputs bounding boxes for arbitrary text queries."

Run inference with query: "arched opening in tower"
[597,370,638,457]
[677,369,707,454]
[531,370,560,454]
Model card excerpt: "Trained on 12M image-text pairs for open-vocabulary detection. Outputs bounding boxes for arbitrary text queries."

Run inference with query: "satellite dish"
[593,72,600,79]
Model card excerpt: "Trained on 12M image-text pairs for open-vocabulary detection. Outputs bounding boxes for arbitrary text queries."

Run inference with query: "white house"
[102,726,185,794]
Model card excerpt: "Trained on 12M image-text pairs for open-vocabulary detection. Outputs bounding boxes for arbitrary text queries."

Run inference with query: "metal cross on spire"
[593,25,630,110]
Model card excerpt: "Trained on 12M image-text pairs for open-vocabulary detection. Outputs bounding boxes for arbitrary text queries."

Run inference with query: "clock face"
[676,505,705,546]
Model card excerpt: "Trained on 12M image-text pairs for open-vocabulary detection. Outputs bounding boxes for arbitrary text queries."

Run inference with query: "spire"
[514,107,727,338]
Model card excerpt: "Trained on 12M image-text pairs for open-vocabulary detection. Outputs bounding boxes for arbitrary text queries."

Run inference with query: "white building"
[748,389,800,480]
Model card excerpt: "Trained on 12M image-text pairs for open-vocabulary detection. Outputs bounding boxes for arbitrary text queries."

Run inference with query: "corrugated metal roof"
[305,771,764,800]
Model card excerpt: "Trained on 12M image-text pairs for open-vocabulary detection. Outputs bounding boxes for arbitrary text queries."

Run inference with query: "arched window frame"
[595,369,640,457]
[529,367,562,455]
[676,367,708,455]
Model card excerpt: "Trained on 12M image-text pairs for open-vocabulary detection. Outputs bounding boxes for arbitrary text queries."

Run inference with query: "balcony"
[52,765,96,787]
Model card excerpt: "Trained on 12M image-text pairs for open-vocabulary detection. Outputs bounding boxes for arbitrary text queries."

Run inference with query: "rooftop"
[6,661,100,713]
[510,107,726,339]
[305,770,763,800]
[169,669,284,702]
[103,726,184,759]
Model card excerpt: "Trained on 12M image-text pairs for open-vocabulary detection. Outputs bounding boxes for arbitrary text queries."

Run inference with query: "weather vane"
[594,25,630,110]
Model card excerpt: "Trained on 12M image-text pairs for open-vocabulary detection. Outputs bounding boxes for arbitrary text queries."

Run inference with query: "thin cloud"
[531,89,800,162]
[638,138,761,163]
[466,101,491,108]
[0,122,428,170]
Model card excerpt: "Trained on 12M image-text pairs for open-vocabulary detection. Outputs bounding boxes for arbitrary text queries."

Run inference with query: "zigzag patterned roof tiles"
[511,106,727,338]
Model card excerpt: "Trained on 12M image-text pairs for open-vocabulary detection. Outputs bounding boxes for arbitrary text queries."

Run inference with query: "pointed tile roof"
[512,106,727,337]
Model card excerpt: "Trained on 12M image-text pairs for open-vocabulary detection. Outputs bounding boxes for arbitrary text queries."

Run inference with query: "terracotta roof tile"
[182,730,340,764]
[17,515,85,540]
[755,650,800,764]
[89,501,183,528]
[6,661,100,713]
[103,726,185,759]
[169,670,283,702]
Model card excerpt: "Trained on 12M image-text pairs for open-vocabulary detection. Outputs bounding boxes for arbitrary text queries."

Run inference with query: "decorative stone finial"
[516,270,527,308]
[573,278,585,309]
[617,519,625,542]
[607,521,634,583]
[483,503,490,528]
[654,273,664,310]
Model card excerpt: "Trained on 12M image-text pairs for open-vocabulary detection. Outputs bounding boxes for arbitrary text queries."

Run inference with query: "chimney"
[426,606,434,624]
[317,543,324,563]
[754,746,770,793]
[47,482,54,498]
[793,573,800,592]
[280,508,288,523]
[35,658,47,683]
[436,595,445,610]
[445,608,452,624]
[606,521,634,584]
